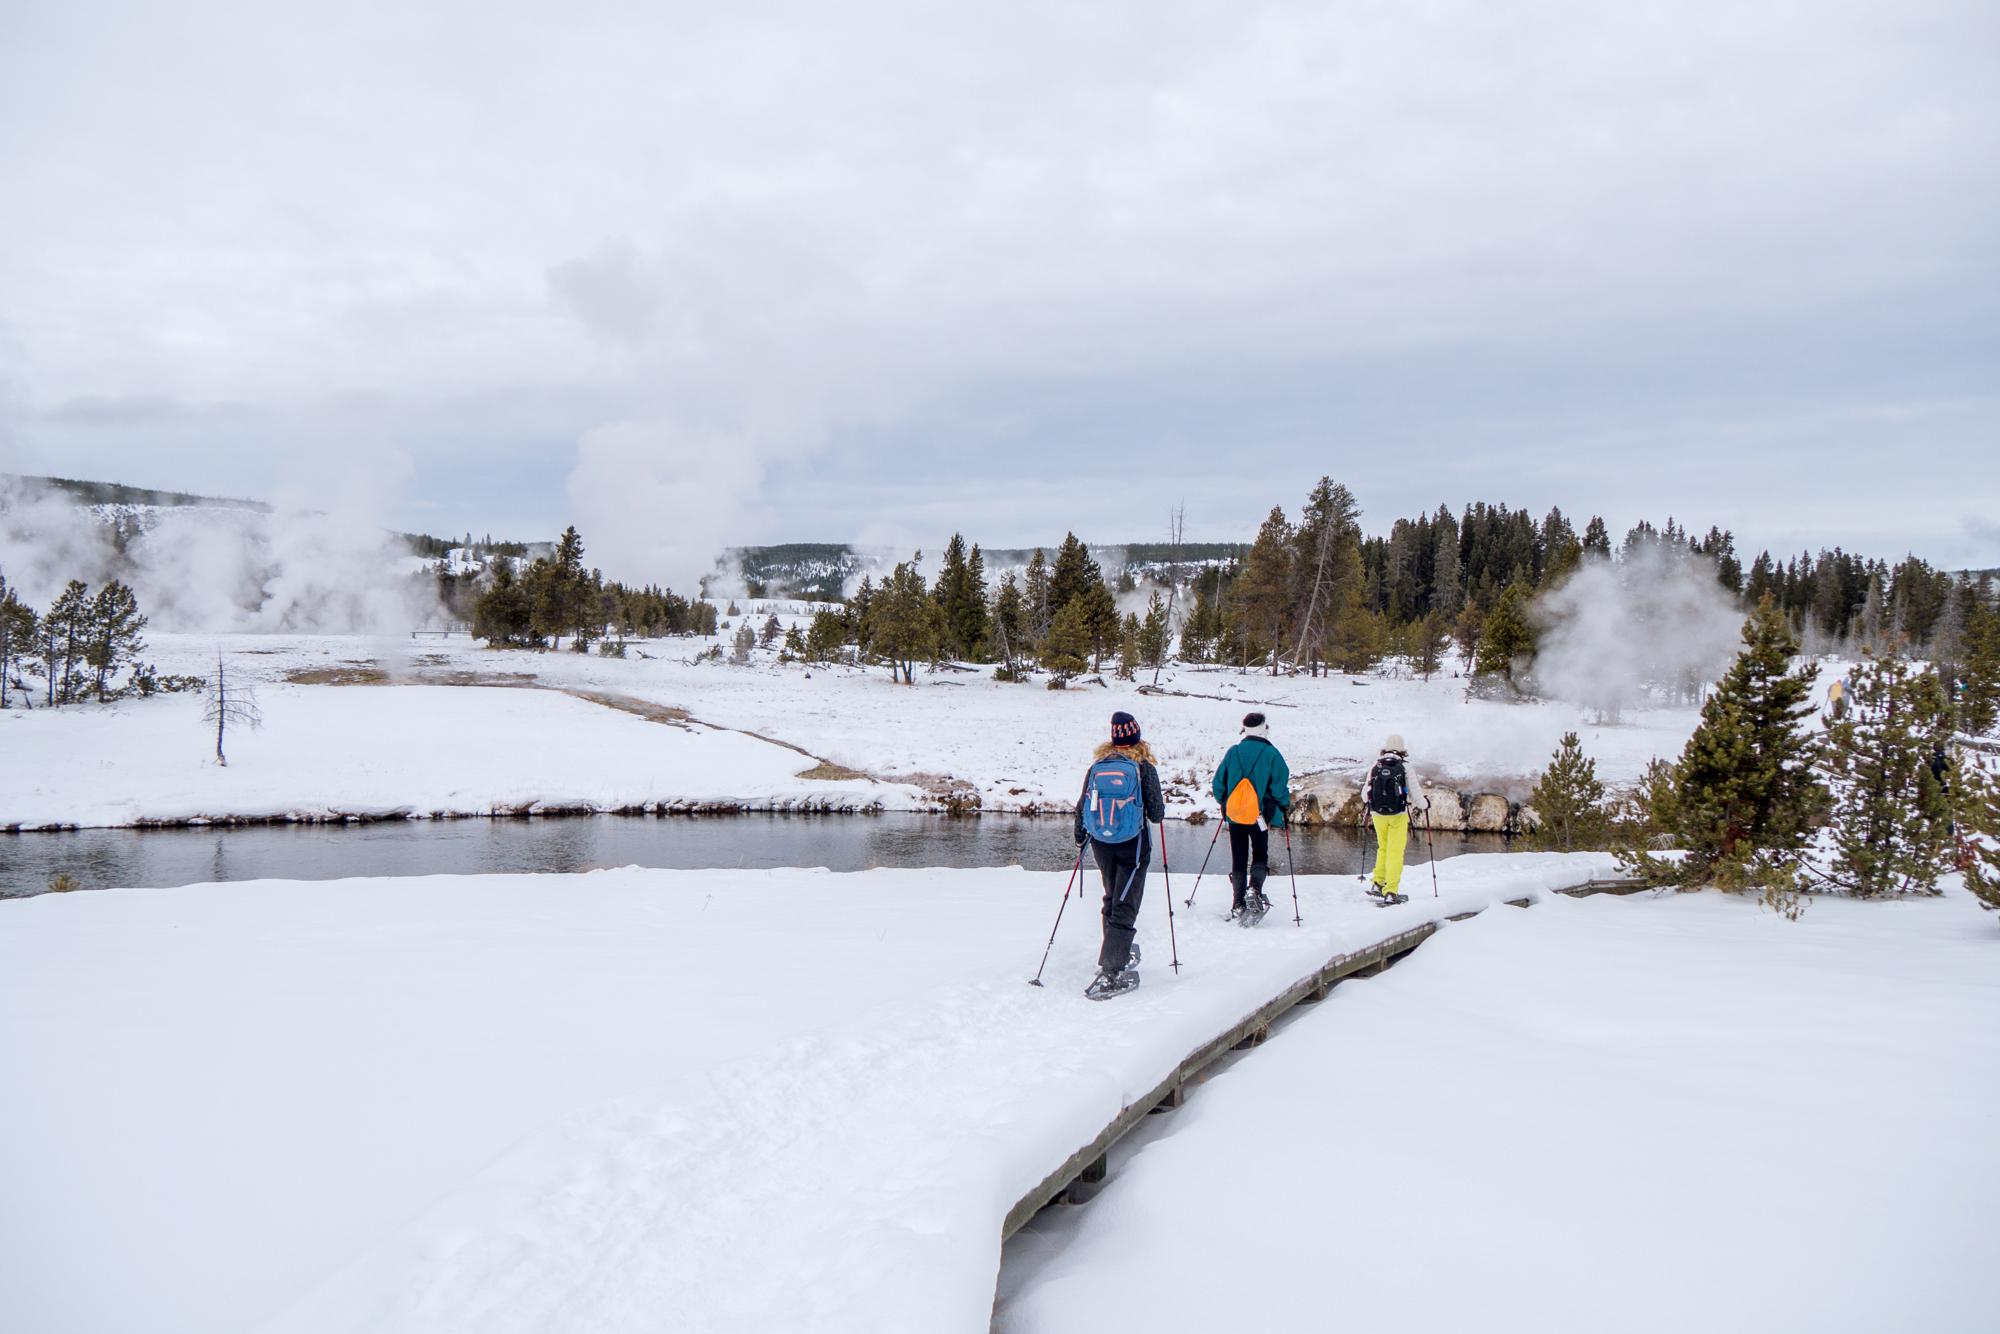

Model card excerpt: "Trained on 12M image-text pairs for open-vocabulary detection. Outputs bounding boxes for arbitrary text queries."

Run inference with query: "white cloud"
[1,1,1993,567]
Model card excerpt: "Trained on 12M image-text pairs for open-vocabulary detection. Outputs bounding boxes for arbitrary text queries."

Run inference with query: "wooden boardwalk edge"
[999,876,1648,1241]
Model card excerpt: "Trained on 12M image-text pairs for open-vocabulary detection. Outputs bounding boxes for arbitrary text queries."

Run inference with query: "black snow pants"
[1227,820,1269,909]
[1089,830,1150,971]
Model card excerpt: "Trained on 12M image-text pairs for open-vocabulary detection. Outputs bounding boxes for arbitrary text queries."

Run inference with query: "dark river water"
[1,814,1509,897]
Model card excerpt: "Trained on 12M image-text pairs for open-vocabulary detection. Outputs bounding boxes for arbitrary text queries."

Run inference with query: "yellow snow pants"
[1370,812,1409,894]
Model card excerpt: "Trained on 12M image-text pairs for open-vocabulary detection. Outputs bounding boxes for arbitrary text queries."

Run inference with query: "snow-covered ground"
[0,853,1616,1334]
[5,621,1708,828]
[996,885,2000,1334]
[2,683,908,829]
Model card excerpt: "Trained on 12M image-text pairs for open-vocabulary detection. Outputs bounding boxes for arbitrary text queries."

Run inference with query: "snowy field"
[6,620,1710,828]
[1,683,909,829]
[0,854,1616,1334]
[997,885,2000,1334]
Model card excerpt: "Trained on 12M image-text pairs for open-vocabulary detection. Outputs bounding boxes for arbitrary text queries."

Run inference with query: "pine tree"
[991,573,1027,674]
[1452,603,1484,668]
[1116,612,1141,680]
[1138,590,1171,669]
[759,612,782,647]
[1047,534,1103,626]
[1953,754,2000,912]
[730,621,756,664]
[0,574,36,709]
[782,623,806,659]
[933,534,990,660]
[1822,652,1953,895]
[84,580,147,701]
[1023,550,1051,646]
[1235,507,1294,674]
[1527,732,1609,851]
[1042,598,1093,679]
[1079,579,1119,672]
[1625,597,1825,889]
[805,608,846,663]
[847,576,875,651]
[870,555,940,684]
[1958,597,2000,736]
[1472,581,1535,684]
[1290,478,1364,675]
[1430,510,1463,619]
[1412,612,1447,680]
[473,559,535,646]
[38,580,92,706]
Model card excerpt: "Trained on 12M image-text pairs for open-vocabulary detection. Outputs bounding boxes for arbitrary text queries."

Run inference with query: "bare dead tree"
[1290,508,1336,674]
[202,652,262,766]
[1152,502,1186,687]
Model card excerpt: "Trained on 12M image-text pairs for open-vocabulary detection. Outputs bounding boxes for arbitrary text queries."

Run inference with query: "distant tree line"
[467,525,717,651]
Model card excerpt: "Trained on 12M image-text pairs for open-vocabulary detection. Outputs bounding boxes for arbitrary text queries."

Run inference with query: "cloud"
[2,1,1994,562]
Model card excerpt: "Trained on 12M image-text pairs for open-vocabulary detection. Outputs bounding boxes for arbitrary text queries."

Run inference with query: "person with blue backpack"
[1073,710,1166,1000]
[1211,711,1291,925]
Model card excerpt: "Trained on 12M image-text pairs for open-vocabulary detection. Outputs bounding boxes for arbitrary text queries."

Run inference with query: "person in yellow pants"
[1362,735,1424,903]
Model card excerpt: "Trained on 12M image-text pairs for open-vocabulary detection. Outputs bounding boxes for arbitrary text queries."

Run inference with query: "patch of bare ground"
[424,670,541,688]
[795,761,869,781]
[284,665,389,686]
[893,772,982,814]
[556,688,694,727]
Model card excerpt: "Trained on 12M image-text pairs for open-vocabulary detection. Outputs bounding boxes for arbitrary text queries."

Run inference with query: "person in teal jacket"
[1210,711,1291,920]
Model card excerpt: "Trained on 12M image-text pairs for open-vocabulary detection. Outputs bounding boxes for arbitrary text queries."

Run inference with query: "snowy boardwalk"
[1,854,1616,1334]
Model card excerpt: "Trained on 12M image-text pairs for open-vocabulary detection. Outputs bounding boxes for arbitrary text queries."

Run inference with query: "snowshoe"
[1373,891,1410,907]
[1365,882,1388,901]
[1238,892,1272,927]
[1085,967,1141,1001]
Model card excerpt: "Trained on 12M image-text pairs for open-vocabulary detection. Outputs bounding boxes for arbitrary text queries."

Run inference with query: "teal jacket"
[1211,736,1291,828]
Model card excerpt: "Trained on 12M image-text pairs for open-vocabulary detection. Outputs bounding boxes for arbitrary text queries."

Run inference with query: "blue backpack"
[1082,756,1145,843]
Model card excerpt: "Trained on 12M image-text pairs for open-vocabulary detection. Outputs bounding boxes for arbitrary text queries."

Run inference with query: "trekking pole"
[1423,797,1440,899]
[1283,823,1304,926]
[1184,818,1224,908]
[1028,843,1087,987]
[1159,822,1182,973]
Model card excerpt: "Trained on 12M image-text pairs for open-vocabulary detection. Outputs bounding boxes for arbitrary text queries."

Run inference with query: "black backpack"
[1367,755,1408,815]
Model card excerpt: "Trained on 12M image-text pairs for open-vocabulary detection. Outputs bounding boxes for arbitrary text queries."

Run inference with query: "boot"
[1086,966,1141,1001]
[1227,871,1247,918]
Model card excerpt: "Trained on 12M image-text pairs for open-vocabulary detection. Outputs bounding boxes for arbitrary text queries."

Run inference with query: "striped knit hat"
[1110,711,1142,745]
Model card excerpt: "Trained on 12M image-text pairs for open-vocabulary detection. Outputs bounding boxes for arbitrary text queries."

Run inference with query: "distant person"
[1211,712,1291,926]
[1363,735,1426,905]
[1931,743,1955,836]
[1074,711,1165,1001]
[1828,677,1848,721]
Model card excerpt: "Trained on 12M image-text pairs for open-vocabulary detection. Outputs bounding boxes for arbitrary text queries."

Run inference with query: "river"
[0,814,1511,897]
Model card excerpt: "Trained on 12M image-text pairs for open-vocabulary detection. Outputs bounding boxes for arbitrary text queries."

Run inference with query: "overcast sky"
[2,0,1995,586]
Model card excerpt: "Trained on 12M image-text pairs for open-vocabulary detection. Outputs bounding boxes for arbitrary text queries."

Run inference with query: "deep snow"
[0,854,1615,1334]
[2,683,911,829]
[996,885,2000,1334]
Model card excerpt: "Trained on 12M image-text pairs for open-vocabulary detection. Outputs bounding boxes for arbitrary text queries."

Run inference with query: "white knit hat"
[1382,734,1407,755]
[1241,711,1270,738]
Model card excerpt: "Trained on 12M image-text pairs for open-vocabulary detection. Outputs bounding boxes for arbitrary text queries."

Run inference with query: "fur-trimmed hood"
[1093,740,1159,766]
